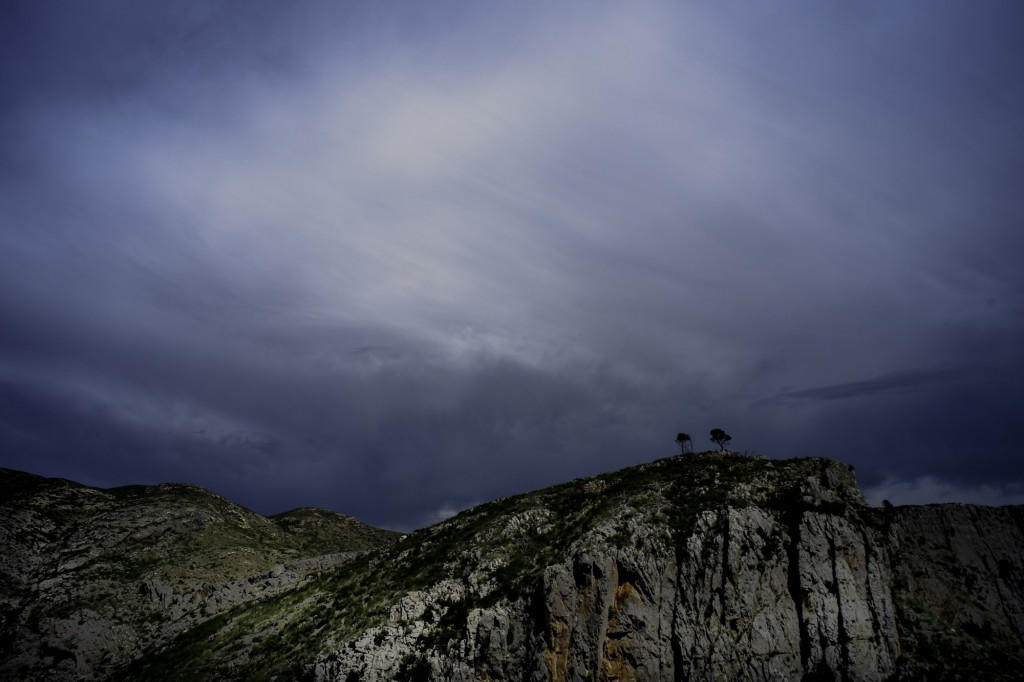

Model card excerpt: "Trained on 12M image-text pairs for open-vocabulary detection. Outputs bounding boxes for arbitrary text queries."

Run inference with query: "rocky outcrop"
[310,456,1023,682]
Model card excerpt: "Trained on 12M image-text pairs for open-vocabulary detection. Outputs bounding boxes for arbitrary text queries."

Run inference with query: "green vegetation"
[395,654,432,682]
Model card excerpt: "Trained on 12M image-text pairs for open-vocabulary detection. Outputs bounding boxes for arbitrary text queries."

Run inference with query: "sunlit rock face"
[3,456,1023,681]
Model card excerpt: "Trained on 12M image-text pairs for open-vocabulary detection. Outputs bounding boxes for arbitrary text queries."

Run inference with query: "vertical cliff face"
[313,457,880,681]
[886,504,1024,678]
[671,505,896,681]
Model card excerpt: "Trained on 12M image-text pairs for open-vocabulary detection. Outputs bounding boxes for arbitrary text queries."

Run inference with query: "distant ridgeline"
[1,454,1022,681]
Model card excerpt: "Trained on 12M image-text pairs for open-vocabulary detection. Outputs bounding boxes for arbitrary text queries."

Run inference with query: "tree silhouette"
[709,428,732,451]
[675,433,692,454]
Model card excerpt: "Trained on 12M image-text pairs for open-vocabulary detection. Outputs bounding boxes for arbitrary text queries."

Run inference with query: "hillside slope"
[0,468,400,681]
[106,453,1024,682]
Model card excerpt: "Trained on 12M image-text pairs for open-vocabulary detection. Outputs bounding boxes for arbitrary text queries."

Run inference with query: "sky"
[1,1,1022,531]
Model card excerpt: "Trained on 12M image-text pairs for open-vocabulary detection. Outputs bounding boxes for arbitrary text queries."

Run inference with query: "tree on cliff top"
[709,428,732,451]
[675,433,692,454]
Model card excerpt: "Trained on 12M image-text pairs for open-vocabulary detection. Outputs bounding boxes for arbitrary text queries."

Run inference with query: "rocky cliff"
[4,455,1023,681]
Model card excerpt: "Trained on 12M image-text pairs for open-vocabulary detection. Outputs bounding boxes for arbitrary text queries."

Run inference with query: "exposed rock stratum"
[2,454,1022,681]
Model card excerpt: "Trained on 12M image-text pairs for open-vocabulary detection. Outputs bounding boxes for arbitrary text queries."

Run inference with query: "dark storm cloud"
[760,365,979,405]
[2,1,1023,529]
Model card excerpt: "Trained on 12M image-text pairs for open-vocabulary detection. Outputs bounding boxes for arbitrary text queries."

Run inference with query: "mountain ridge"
[0,466,400,681]
[3,453,1024,681]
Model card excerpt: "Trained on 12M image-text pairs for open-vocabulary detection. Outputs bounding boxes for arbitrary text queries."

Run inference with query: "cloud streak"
[759,364,979,405]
